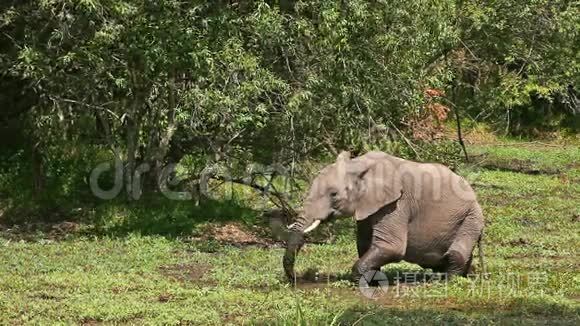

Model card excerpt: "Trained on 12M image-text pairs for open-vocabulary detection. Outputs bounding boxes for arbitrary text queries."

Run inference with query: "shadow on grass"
[262,293,578,325]
[92,196,260,237]
[334,302,578,325]
[0,194,262,240]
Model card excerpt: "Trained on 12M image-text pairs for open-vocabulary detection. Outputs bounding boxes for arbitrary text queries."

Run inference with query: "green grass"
[469,143,580,178]
[0,141,579,325]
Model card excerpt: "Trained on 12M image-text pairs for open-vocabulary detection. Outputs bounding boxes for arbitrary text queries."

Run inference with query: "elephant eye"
[329,191,338,198]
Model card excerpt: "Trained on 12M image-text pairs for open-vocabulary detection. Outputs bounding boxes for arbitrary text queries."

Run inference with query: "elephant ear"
[335,151,351,178]
[352,159,402,221]
[336,151,351,162]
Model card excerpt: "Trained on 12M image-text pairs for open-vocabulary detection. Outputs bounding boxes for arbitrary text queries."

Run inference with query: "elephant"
[283,151,485,282]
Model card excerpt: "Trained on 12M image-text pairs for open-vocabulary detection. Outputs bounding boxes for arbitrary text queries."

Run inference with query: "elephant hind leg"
[444,207,484,277]
[427,253,473,276]
[464,253,475,275]
[444,250,471,277]
[430,264,447,274]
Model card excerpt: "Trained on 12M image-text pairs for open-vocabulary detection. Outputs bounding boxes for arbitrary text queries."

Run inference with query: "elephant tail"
[477,231,487,277]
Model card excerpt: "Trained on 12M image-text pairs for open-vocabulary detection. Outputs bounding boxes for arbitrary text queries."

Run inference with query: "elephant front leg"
[351,245,404,283]
[352,202,409,283]
[356,219,373,258]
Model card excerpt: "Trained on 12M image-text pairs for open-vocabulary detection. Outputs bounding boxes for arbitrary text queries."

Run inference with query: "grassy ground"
[0,142,579,325]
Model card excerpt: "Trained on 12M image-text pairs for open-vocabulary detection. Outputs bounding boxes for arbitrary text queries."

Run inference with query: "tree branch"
[49,96,120,120]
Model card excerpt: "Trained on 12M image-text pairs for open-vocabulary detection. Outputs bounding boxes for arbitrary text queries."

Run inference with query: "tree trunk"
[452,82,469,162]
[153,72,178,190]
[31,142,45,200]
[143,72,179,194]
[125,117,138,200]
[125,93,144,200]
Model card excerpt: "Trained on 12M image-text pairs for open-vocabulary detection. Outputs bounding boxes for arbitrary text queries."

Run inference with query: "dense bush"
[454,0,579,133]
[0,0,577,221]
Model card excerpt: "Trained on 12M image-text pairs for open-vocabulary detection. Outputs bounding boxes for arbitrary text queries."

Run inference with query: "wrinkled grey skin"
[283,151,485,282]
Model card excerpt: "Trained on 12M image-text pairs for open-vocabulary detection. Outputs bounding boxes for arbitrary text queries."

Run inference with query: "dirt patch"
[159,262,213,284]
[208,223,274,246]
[507,238,531,246]
[33,292,61,301]
[481,194,517,206]
[157,292,173,303]
[517,217,541,227]
[222,311,248,325]
[190,219,332,249]
[0,221,83,241]
[192,222,282,248]
[188,213,287,248]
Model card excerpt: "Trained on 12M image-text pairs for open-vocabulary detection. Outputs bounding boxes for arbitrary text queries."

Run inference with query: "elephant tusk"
[303,220,321,233]
[287,223,297,230]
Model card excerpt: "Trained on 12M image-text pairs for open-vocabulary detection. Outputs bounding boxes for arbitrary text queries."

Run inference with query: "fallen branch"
[477,163,561,175]
[210,174,299,218]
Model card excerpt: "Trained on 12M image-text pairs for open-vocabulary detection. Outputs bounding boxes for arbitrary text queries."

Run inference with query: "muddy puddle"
[284,268,439,305]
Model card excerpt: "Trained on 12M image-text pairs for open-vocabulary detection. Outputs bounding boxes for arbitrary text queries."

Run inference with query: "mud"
[286,272,429,307]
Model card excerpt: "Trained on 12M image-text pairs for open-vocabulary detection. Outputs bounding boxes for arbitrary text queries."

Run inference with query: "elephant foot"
[351,266,386,287]
[351,257,382,284]
[351,246,403,283]
[351,263,366,283]
[442,250,471,278]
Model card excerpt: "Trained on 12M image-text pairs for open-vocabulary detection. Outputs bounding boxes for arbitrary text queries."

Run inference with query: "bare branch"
[49,96,120,120]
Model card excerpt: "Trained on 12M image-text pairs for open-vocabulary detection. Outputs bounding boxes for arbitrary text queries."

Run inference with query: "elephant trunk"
[283,216,319,282]
[283,230,305,281]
